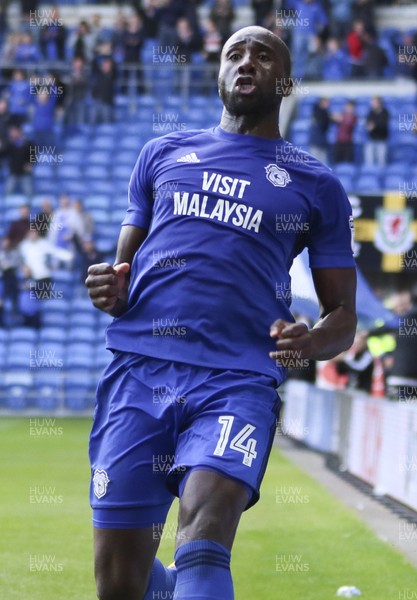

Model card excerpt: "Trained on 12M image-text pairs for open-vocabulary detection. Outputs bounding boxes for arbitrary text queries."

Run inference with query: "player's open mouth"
[235,76,256,94]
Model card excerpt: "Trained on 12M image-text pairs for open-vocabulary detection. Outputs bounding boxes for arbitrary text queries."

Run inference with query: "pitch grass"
[0,417,416,599]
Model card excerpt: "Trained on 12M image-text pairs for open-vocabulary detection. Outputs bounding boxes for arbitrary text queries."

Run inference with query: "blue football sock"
[174,539,233,600]
[143,557,177,600]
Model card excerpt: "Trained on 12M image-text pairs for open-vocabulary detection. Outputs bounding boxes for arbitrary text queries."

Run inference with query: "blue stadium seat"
[40,299,70,314]
[87,151,112,166]
[68,312,97,329]
[33,163,57,179]
[53,270,75,299]
[64,373,95,411]
[114,151,137,167]
[84,165,110,180]
[5,382,32,409]
[91,136,115,151]
[94,123,118,136]
[112,165,133,180]
[67,327,96,343]
[4,194,28,208]
[336,175,353,193]
[59,164,83,180]
[89,181,115,195]
[65,135,89,151]
[355,174,381,193]
[334,163,357,178]
[34,179,59,194]
[62,150,85,165]
[119,136,140,151]
[9,327,38,343]
[34,371,62,410]
[89,208,109,224]
[84,195,111,211]
[7,342,35,370]
[358,164,383,177]
[0,329,8,345]
[39,327,65,343]
[71,297,96,312]
[61,180,86,196]
[95,347,112,371]
[41,311,66,327]
[66,343,94,367]
[383,174,406,190]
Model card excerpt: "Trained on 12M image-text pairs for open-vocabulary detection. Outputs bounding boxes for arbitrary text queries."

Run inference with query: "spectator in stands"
[0,236,21,313]
[90,57,116,125]
[0,98,11,167]
[38,7,67,61]
[175,17,203,63]
[90,13,107,50]
[1,32,20,63]
[33,197,54,237]
[304,35,325,81]
[32,89,57,147]
[322,38,349,80]
[121,12,146,93]
[154,0,185,48]
[72,198,95,250]
[364,96,389,166]
[210,0,235,45]
[123,12,146,63]
[68,20,95,63]
[332,100,357,163]
[335,330,374,393]
[352,0,375,33]
[347,20,366,78]
[19,228,73,299]
[310,97,330,163]
[0,2,8,49]
[329,0,352,39]
[202,18,222,64]
[251,0,274,27]
[47,193,80,253]
[14,32,40,63]
[362,31,388,78]
[6,204,31,249]
[4,125,34,198]
[385,289,417,401]
[286,0,328,79]
[397,32,417,81]
[6,69,31,126]
[64,56,88,130]
[79,239,105,284]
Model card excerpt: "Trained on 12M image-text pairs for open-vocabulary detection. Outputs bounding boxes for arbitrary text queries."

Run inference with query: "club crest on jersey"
[93,469,110,499]
[265,164,291,187]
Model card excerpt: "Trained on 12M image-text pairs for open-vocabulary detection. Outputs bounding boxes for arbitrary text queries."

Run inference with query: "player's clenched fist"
[85,262,130,317]
[269,318,312,365]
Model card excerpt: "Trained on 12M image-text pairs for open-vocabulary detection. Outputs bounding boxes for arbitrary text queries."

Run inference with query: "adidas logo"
[176,152,200,163]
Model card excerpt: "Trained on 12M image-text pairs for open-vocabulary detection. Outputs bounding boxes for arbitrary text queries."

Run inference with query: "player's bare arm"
[85,225,147,317]
[270,267,357,362]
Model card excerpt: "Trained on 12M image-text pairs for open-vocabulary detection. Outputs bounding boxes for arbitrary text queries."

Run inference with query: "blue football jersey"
[106,126,355,383]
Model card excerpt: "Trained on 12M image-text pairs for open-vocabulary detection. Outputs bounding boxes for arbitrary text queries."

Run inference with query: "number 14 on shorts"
[213,416,258,467]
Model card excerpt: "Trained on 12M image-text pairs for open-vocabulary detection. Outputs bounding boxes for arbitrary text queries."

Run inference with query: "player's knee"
[96,573,147,600]
[178,502,239,546]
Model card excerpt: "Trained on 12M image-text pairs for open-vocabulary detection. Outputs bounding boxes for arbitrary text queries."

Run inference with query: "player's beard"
[219,81,280,118]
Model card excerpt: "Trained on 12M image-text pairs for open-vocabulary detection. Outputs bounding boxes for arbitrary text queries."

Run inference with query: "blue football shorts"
[89,351,282,529]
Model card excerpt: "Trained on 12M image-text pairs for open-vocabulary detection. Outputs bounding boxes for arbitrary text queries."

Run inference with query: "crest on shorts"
[265,164,291,188]
[93,469,110,499]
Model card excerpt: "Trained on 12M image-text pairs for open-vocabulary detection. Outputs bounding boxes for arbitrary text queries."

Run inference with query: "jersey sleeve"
[121,140,156,230]
[307,171,355,269]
